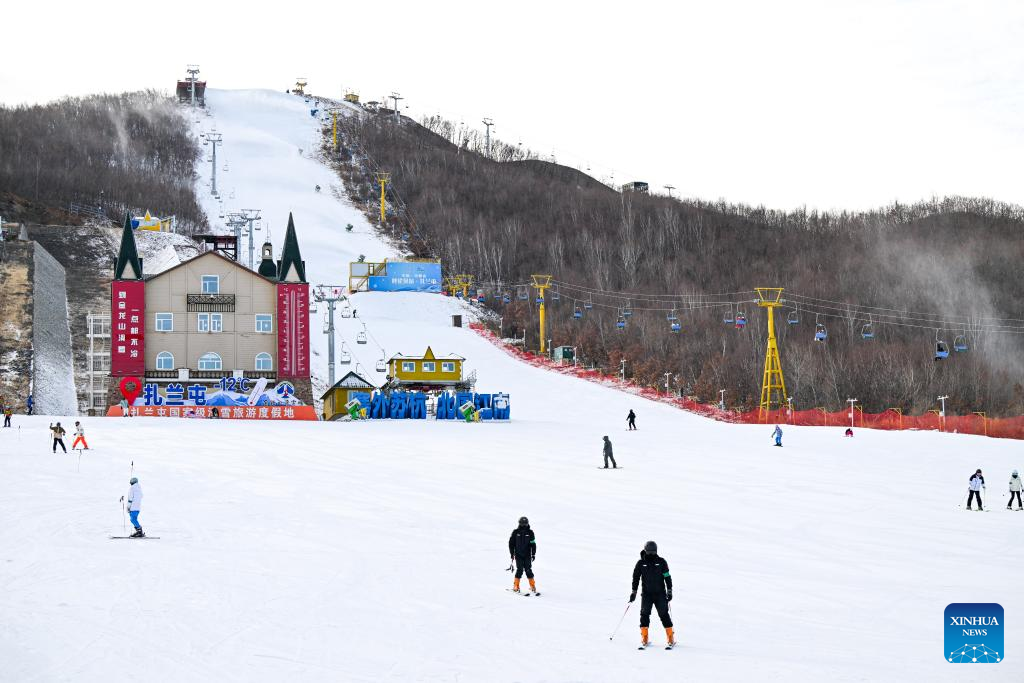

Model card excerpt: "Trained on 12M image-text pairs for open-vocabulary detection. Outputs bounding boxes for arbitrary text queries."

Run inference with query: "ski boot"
[130,527,145,538]
[512,578,521,593]
[528,578,537,594]
[665,627,676,649]
[639,627,649,649]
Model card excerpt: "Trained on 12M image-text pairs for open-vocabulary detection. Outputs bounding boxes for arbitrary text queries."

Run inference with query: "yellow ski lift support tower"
[374,172,390,224]
[756,287,789,420]
[532,274,553,354]
[456,274,474,298]
[294,78,308,95]
[328,108,343,151]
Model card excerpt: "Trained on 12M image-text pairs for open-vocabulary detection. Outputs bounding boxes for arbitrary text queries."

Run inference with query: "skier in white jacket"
[967,469,985,511]
[1008,470,1022,511]
[125,477,144,537]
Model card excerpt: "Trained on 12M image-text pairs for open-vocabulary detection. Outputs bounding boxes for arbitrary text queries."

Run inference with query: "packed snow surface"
[3,88,1019,681]
[2,290,1022,681]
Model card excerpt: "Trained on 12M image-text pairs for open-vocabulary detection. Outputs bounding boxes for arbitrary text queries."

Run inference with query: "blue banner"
[368,262,442,292]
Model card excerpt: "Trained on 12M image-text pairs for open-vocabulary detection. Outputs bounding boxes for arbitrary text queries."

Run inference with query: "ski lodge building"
[106,213,313,407]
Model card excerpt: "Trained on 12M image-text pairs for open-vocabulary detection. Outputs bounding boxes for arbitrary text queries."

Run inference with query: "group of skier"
[48,421,88,453]
[507,517,675,649]
[966,469,1024,511]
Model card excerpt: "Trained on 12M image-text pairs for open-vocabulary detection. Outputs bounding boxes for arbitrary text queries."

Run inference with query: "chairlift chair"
[934,330,949,360]
[584,296,593,311]
[622,300,633,317]
[723,306,735,325]
[517,286,529,301]
[502,292,512,304]
[376,358,386,372]
[953,334,968,352]
[551,286,560,301]
[667,307,678,322]
[340,305,352,319]
[814,323,827,342]
[735,311,747,329]
[861,321,875,339]
[616,313,627,330]
[476,289,486,302]
[357,331,368,345]
[787,309,799,325]
[670,321,681,333]
[573,305,583,320]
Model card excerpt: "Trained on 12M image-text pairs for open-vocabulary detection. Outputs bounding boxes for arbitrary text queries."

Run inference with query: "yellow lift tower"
[756,287,788,420]
[531,274,553,354]
[456,274,474,298]
[374,172,390,224]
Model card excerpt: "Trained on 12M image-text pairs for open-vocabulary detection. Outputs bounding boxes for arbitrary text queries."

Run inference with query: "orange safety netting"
[470,323,1024,441]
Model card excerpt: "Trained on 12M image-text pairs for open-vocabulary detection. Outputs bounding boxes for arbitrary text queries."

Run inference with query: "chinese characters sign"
[110,280,145,376]
[277,283,309,378]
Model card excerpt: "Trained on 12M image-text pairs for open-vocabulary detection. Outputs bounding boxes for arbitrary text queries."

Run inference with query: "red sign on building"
[111,280,146,376]
[277,283,309,378]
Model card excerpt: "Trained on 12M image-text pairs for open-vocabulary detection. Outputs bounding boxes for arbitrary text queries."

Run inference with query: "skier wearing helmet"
[630,541,675,649]
[967,469,985,511]
[508,516,538,594]
[1008,470,1022,510]
[125,477,145,537]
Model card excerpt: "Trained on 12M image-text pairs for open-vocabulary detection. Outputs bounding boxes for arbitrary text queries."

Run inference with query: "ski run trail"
[1,89,1022,683]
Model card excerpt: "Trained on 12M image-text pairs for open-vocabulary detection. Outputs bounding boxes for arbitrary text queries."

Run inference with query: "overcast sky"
[3,0,1021,210]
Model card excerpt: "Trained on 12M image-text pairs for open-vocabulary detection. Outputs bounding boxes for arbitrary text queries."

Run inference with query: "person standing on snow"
[26,393,33,416]
[1008,470,1022,511]
[602,436,618,469]
[627,409,637,431]
[772,425,783,447]
[630,540,675,649]
[3,404,12,428]
[124,477,145,537]
[967,469,986,511]
[508,516,538,594]
[51,422,67,453]
[71,421,89,450]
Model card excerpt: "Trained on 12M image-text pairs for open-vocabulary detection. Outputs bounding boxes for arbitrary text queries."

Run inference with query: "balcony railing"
[146,369,276,381]
[187,294,236,312]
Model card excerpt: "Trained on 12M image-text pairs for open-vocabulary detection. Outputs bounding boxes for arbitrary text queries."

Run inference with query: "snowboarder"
[26,393,33,415]
[630,540,675,649]
[1008,470,1022,511]
[50,423,67,453]
[71,421,89,450]
[508,516,537,594]
[627,409,637,431]
[3,404,11,427]
[772,425,783,447]
[125,477,144,537]
[602,435,618,468]
[967,469,985,511]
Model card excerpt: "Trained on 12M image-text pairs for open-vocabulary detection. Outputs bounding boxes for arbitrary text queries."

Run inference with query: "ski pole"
[120,496,126,536]
[506,560,514,572]
[609,602,632,641]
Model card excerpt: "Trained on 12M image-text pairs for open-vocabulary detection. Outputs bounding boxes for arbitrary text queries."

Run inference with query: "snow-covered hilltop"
[1,88,1021,683]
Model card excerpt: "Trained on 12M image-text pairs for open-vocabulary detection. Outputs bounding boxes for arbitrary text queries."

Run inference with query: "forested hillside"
[337,109,1024,416]
[0,91,205,231]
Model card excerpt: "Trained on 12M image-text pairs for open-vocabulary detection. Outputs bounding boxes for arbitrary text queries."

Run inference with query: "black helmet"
[644,540,657,555]
[518,516,529,527]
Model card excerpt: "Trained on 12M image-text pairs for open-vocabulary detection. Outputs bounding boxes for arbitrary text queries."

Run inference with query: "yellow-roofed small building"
[387,347,464,387]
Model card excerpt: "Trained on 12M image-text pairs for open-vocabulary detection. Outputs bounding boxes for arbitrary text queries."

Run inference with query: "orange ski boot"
[512,578,520,593]
[639,627,650,649]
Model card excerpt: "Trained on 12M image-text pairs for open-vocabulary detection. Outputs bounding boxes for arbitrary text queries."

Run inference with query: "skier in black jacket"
[508,516,537,593]
[630,541,675,648]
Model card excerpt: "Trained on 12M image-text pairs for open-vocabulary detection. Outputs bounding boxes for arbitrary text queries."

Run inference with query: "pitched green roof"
[276,213,306,283]
[113,212,143,280]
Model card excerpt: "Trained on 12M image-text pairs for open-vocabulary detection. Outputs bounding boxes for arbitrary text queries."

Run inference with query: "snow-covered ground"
[2,89,1020,682]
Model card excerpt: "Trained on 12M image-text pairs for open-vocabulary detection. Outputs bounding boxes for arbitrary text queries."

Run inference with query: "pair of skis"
[109,535,160,540]
[506,589,541,597]
[639,641,676,651]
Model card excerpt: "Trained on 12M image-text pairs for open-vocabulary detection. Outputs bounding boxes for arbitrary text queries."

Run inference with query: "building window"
[198,313,223,333]
[198,352,222,370]
[201,275,220,294]
[156,351,174,370]
[255,352,273,371]
[442,362,455,373]
[255,314,273,333]
[155,313,173,331]
[422,361,436,373]
[402,361,415,373]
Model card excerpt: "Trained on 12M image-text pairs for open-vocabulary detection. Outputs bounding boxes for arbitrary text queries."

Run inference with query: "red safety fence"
[470,324,1024,440]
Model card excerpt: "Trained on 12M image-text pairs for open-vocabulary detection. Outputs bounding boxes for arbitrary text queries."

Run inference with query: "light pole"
[313,286,349,386]
[620,359,627,382]
[787,396,794,420]
[938,395,949,431]
[847,398,858,429]
[664,372,673,395]
[719,389,726,411]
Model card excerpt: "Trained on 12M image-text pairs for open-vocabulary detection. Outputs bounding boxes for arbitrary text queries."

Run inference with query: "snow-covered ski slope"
[2,89,1022,682]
